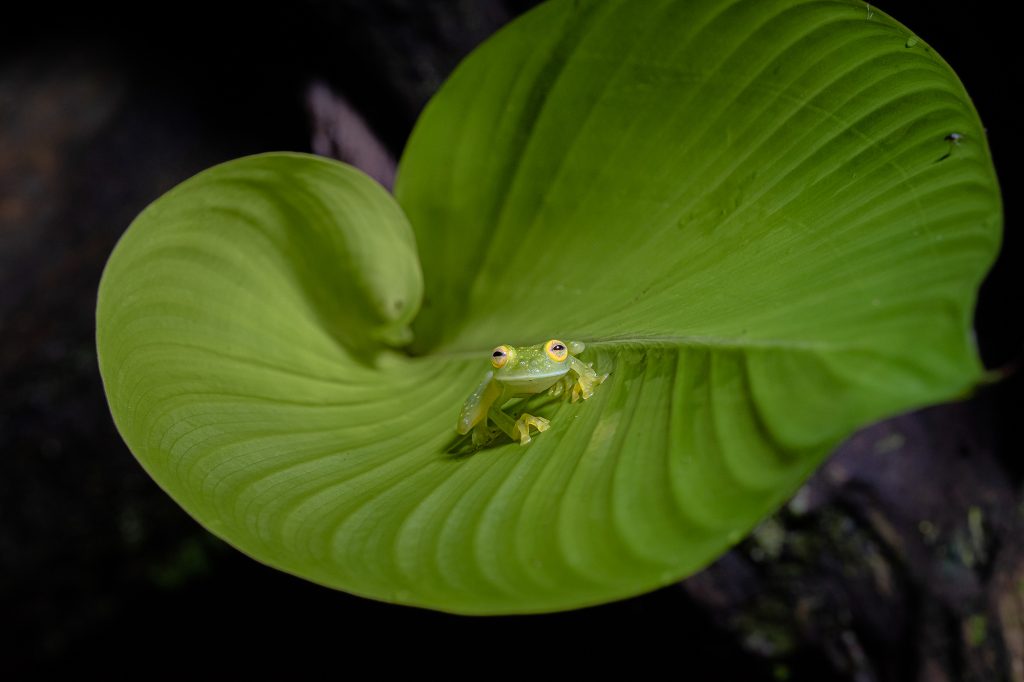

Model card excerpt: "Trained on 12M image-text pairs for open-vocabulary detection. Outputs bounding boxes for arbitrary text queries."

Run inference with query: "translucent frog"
[457,339,608,446]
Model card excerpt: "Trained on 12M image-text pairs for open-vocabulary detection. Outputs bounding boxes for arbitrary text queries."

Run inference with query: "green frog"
[457,339,607,446]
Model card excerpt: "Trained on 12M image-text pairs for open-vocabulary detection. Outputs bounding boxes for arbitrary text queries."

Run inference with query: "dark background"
[2,1,1021,678]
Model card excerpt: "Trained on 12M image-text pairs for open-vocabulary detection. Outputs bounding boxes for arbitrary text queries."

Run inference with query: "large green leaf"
[97,0,1001,614]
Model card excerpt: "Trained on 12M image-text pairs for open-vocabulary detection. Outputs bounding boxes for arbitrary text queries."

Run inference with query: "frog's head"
[490,339,571,393]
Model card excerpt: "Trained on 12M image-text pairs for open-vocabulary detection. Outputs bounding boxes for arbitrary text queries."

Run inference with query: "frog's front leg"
[567,356,608,403]
[458,371,502,443]
[487,403,549,445]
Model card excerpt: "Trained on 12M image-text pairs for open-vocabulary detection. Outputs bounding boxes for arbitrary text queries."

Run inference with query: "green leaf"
[98,0,1001,614]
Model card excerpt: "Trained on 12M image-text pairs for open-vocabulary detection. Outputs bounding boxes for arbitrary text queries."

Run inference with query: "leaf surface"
[98,0,1001,613]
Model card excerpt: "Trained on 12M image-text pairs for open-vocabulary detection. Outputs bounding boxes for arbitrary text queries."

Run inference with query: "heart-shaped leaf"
[98,0,1001,614]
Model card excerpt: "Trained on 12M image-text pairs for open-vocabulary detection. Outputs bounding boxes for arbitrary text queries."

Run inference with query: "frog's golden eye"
[491,345,511,369]
[545,339,568,362]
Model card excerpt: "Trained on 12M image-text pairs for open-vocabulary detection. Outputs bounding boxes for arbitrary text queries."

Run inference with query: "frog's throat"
[499,371,565,393]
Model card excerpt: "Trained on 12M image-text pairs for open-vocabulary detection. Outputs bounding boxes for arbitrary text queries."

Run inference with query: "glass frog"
[457,339,608,446]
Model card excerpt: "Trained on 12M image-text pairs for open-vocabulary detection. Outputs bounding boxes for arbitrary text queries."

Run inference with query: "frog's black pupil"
[493,350,504,357]
[553,344,565,351]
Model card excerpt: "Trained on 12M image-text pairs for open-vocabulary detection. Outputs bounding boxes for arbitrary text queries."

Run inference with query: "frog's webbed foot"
[569,360,608,403]
[485,404,548,445]
[514,413,549,445]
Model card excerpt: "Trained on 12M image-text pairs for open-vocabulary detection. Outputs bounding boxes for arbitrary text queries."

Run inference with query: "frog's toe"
[573,371,608,402]
[515,414,550,445]
[572,378,593,402]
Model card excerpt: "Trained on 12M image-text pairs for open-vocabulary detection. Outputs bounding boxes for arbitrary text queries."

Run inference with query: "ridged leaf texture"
[97,0,1001,613]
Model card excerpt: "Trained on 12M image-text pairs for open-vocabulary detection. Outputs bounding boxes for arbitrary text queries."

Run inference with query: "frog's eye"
[491,345,511,369]
[544,339,568,362]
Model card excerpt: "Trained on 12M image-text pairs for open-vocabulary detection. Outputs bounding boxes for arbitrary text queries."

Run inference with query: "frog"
[457,339,608,446]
